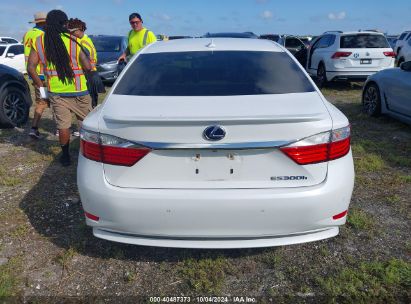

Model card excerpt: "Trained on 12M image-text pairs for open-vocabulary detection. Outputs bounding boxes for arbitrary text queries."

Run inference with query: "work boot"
[29,128,40,139]
[59,153,71,167]
[60,143,71,167]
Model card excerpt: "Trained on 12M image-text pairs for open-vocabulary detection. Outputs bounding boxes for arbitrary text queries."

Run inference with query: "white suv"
[396,36,411,66]
[307,31,395,87]
[0,43,25,73]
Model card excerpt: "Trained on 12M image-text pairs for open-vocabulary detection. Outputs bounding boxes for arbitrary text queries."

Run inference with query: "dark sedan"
[89,35,127,83]
[0,64,32,128]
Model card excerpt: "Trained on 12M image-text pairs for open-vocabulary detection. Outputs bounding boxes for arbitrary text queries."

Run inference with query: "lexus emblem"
[203,125,226,141]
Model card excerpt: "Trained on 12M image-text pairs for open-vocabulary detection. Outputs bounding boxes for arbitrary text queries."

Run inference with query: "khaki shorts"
[50,94,92,130]
[33,82,50,108]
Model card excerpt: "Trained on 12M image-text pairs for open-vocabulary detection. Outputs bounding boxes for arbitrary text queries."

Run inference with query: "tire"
[362,83,381,117]
[0,85,30,128]
[397,58,404,67]
[316,63,327,88]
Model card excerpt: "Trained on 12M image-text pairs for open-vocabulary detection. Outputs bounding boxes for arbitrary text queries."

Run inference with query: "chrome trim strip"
[98,227,335,241]
[103,114,326,124]
[129,140,293,150]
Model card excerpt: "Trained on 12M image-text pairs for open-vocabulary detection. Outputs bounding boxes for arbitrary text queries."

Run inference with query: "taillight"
[80,129,150,166]
[85,211,99,221]
[383,51,396,57]
[280,126,351,165]
[331,52,352,59]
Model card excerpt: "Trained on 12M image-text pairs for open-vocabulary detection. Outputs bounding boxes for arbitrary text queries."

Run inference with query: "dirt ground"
[0,82,410,303]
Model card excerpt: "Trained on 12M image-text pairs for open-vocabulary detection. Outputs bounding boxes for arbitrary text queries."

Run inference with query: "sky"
[1,0,411,40]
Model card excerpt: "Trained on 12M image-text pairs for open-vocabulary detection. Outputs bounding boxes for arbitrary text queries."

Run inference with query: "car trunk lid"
[100,92,333,189]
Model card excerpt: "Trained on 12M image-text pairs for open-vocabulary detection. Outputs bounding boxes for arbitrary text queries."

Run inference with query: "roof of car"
[340,31,385,36]
[143,38,284,54]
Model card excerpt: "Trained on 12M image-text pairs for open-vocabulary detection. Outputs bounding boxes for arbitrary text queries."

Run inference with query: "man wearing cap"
[23,12,48,139]
[118,13,157,62]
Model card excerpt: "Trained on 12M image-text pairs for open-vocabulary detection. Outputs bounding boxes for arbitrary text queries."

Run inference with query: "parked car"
[259,34,281,43]
[0,64,32,127]
[260,34,307,66]
[307,31,395,87]
[396,36,411,66]
[203,32,258,39]
[260,35,307,54]
[298,36,314,47]
[386,35,398,50]
[168,36,192,40]
[362,61,411,124]
[0,43,25,73]
[78,38,354,249]
[0,37,19,44]
[394,31,411,59]
[89,35,127,82]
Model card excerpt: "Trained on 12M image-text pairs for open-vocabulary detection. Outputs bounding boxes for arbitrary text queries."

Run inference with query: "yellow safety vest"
[128,28,157,55]
[23,27,44,76]
[80,34,97,71]
[33,33,88,94]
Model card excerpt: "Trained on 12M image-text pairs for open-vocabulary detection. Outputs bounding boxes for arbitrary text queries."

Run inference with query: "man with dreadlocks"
[27,10,92,167]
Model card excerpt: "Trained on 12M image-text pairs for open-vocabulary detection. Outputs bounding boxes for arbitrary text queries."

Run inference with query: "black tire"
[362,83,381,117]
[316,63,327,88]
[0,85,30,128]
[397,58,404,67]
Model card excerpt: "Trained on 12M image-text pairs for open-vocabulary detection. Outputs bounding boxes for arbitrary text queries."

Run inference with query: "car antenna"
[206,39,216,48]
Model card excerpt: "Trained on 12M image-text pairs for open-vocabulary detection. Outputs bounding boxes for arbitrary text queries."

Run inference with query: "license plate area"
[192,150,242,181]
[360,59,372,64]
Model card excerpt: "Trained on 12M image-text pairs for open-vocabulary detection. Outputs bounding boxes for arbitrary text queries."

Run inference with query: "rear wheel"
[0,85,30,128]
[397,57,404,67]
[316,63,327,88]
[362,83,381,117]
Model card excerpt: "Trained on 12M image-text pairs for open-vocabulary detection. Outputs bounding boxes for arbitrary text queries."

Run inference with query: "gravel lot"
[0,82,410,303]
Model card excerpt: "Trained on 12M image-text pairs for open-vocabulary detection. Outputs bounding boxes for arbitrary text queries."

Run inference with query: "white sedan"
[362,61,411,124]
[0,44,25,73]
[78,38,355,249]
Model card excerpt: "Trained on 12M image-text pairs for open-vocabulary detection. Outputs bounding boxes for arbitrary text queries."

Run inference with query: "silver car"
[363,61,411,124]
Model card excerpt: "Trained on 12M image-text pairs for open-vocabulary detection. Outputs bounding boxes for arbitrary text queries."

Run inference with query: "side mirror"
[400,61,411,72]
[6,53,15,58]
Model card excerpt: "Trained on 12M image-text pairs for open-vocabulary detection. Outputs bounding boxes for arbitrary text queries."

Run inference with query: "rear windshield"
[340,34,390,48]
[114,51,315,96]
[0,46,6,56]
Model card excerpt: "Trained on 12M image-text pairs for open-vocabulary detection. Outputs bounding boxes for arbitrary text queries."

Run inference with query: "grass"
[318,258,411,303]
[386,195,401,205]
[347,209,374,231]
[0,257,22,297]
[0,166,22,187]
[179,256,232,294]
[261,249,283,268]
[352,150,385,174]
[9,223,30,239]
[123,270,137,283]
[55,248,76,270]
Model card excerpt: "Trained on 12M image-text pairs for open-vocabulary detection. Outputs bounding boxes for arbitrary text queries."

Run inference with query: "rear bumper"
[326,68,391,81]
[93,227,339,249]
[77,152,355,249]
